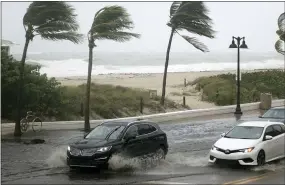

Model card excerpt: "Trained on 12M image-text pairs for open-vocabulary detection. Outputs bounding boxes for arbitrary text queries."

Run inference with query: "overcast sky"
[1,1,284,54]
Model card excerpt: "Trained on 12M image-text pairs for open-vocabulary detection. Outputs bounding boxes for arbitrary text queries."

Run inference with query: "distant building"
[1,45,10,55]
[1,39,18,55]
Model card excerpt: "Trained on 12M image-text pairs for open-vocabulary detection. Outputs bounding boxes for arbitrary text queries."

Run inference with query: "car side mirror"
[265,135,273,141]
[221,133,226,137]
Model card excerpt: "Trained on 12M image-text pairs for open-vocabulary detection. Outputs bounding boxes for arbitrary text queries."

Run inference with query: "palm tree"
[84,5,140,131]
[275,12,285,55]
[160,2,215,105]
[15,1,83,136]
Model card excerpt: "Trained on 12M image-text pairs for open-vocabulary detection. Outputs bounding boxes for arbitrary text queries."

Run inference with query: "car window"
[280,124,285,133]
[108,126,125,140]
[125,125,139,138]
[148,125,157,132]
[264,126,276,137]
[86,125,125,139]
[273,125,283,136]
[138,124,151,135]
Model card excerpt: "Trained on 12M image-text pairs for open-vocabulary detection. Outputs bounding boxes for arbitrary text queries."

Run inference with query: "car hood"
[71,138,119,149]
[214,137,258,150]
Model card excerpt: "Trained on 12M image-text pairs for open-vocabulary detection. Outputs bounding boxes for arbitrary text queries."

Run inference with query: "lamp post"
[229,36,248,115]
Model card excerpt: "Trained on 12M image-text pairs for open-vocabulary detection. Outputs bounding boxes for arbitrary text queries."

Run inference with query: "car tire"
[257,150,266,166]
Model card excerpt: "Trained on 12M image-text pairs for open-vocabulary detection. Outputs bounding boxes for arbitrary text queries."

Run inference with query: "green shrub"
[1,51,185,122]
[191,70,285,105]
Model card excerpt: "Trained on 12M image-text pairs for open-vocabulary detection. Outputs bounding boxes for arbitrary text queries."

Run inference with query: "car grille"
[216,147,240,154]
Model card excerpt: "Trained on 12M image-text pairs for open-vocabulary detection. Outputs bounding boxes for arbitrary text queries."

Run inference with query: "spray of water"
[107,151,209,175]
[251,159,285,172]
[165,153,209,167]
[46,145,68,168]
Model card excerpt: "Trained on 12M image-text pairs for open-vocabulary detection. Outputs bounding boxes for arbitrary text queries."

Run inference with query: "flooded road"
[2,114,284,184]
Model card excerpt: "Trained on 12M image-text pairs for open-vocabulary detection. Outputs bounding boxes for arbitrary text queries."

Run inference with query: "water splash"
[251,159,285,172]
[165,152,209,167]
[46,146,68,168]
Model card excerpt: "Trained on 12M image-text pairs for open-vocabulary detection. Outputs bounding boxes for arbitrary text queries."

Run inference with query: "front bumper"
[208,149,258,166]
[67,152,110,168]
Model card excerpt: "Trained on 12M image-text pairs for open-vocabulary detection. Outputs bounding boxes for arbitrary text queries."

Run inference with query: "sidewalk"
[1,110,261,140]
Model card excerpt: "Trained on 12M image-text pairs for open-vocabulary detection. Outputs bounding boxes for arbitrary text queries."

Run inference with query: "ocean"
[11,51,284,77]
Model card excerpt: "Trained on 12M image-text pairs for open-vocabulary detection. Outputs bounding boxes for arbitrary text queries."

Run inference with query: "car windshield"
[225,126,264,139]
[85,125,125,140]
[262,109,285,119]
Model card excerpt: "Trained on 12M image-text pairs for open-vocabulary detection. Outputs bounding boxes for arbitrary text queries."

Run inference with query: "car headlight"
[211,145,217,151]
[97,146,112,153]
[239,147,255,153]
[67,146,71,151]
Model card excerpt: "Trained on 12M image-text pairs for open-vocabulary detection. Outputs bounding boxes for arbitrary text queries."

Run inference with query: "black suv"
[67,119,168,169]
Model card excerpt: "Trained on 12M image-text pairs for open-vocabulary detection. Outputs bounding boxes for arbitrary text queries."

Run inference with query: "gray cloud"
[1,2,284,54]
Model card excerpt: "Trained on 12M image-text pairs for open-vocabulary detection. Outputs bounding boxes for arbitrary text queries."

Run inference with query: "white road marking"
[141,181,190,184]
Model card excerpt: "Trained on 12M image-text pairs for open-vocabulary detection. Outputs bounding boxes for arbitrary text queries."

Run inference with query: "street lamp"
[229,36,248,115]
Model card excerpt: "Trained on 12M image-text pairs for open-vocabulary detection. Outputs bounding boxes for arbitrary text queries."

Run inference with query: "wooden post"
[140,97,143,114]
[183,78,186,107]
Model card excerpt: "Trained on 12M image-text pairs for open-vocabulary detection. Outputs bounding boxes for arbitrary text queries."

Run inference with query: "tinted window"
[149,125,157,132]
[273,125,283,136]
[109,126,125,140]
[125,125,139,138]
[138,124,151,135]
[225,126,264,139]
[280,124,285,133]
[86,125,125,139]
[265,126,276,137]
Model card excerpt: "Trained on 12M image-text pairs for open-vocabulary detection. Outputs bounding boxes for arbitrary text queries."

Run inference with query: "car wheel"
[257,150,266,166]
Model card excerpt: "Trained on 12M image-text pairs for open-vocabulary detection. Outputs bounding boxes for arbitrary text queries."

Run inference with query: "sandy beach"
[57,69,282,109]
[57,70,244,109]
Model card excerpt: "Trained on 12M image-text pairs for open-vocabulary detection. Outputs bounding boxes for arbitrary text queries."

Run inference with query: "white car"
[209,121,285,166]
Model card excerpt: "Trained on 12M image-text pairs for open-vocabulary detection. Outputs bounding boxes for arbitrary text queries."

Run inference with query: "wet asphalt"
[1,112,285,184]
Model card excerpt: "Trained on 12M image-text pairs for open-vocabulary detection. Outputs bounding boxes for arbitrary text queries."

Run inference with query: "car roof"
[101,119,155,126]
[270,106,285,110]
[238,120,283,127]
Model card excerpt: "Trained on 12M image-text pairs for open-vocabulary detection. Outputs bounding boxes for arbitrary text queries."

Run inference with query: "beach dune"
[57,71,244,109]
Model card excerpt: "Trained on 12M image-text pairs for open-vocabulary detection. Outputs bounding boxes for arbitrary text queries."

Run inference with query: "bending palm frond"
[275,12,285,55]
[275,40,285,55]
[23,1,82,43]
[94,31,140,42]
[277,12,285,32]
[168,1,215,51]
[89,5,139,40]
[40,32,83,44]
[181,35,209,52]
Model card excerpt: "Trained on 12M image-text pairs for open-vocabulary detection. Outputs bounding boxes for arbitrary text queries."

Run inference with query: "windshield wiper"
[224,136,232,138]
